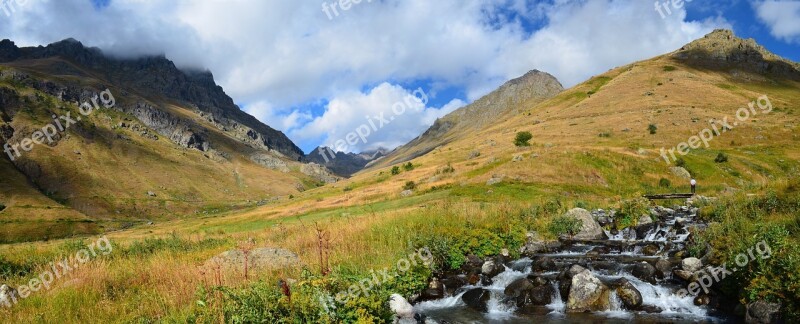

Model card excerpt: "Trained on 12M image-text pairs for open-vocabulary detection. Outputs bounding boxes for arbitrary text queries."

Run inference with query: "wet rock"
[655,258,673,279]
[389,294,415,320]
[420,278,445,301]
[682,257,703,272]
[635,222,656,239]
[441,275,468,295]
[640,305,664,313]
[673,269,696,282]
[694,294,710,306]
[566,269,609,312]
[642,244,660,256]
[482,260,505,278]
[462,288,491,313]
[520,232,547,256]
[504,278,534,307]
[632,261,657,284]
[532,256,557,272]
[465,254,483,268]
[745,300,783,324]
[616,278,643,310]
[529,283,555,305]
[563,208,605,240]
[596,216,611,227]
[467,273,481,285]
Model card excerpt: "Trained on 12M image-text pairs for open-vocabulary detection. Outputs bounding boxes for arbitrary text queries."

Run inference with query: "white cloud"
[754,1,800,43]
[0,0,730,152]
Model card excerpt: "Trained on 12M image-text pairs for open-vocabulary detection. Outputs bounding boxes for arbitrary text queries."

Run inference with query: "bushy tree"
[514,131,533,147]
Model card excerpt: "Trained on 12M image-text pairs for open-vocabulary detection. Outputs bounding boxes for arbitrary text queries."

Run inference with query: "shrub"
[435,163,455,175]
[676,157,687,168]
[598,132,612,138]
[659,178,672,188]
[0,203,5,211]
[663,66,677,72]
[615,197,651,228]
[648,124,658,135]
[390,166,400,175]
[715,152,729,163]
[403,181,416,191]
[514,131,533,147]
[547,216,583,238]
[403,162,414,171]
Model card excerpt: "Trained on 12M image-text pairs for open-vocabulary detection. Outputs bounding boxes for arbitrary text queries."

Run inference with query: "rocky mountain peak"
[672,29,800,79]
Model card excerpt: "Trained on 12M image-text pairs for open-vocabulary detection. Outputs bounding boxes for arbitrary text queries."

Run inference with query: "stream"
[409,204,737,323]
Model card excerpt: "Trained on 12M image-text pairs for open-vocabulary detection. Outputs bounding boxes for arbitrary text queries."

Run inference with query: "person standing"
[690,179,697,194]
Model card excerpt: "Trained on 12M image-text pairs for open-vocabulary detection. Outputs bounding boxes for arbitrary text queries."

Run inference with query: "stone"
[400,190,413,197]
[520,232,547,256]
[654,258,673,279]
[616,278,643,310]
[504,278,534,307]
[563,208,605,240]
[389,294,415,320]
[642,244,660,256]
[566,269,609,312]
[745,300,783,324]
[673,269,696,282]
[632,261,657,284]
[670,166,692,179]
[529,283,555,305]
[512,154,524,162]
[532,256,557,272]
[487,176,503,186]
[0,284,18,307]
[147,191,157,197]
[682,257,703,273]
[420,278,445,301]
[462,288,491,313]
[481,260,505,278]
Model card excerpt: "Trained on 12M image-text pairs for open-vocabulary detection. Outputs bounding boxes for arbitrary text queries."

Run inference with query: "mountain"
[305,146,387,177]
[0,39,337,243]
[367,69,564,169]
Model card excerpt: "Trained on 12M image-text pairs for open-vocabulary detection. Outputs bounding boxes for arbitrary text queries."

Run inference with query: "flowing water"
[412,205,734,323]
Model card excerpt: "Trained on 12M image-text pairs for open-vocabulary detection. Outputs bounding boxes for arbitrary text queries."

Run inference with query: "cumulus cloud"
[754,1,800,43]
[0,0,730,153]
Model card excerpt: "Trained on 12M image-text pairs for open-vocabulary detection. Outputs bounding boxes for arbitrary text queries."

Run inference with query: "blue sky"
[1,0,798,154]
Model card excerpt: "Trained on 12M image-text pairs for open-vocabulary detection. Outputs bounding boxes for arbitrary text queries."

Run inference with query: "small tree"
[391,166,401,175]
[648,124,658,135]
[548,216,583,238]
[714,152,729,163]
[403,181,416,191]
[514,131,533,147]
[403,162,415,171]
[659,178,672,188]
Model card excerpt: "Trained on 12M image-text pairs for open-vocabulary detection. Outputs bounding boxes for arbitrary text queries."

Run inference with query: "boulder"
[0,284,18,307]
[204,248,300,274]
[420,278,445,301]
[642,244,660,256]
[745,300,783,324]
[673,269,696,282]
[481,260,505,278]
[670,166,691,179]
[654,258,673,279]
[532,256,557,272]
[504,278,534,307]
[462,288,491,313]
[389,294,415,320]
[632,261,657,284]
[529,283,555,305]
[682,257,703,273]
[563,208,605,240]
[441,275,468,295]
[520,231,547,256]
[615,278,643,310]
[566,269,609,312]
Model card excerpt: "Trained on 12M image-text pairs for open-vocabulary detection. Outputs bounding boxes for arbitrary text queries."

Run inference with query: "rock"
[389,294,415,320]
[468,151,481,159]
[532,256,557,272]
[640,305,663,313]
[147,191,157,197]
[635,222,656,240]
[300,163,339,184]
[520,232,546,256]
[529,283,555,305]
[745,300,783,324]
[563,208,605,240]
[420,278,445,301]
[441,275,468,295]
[504,278,534,307]
[481,260,505,278]
[512,154,524,162]
[673,269,695,282]
[566,269,609,312]
[655,258,673,279]
[203,248,300,274]
[670,166,692,179]
[632,261,657,284]
[487,176,503,186]
[694,294,710,306]
[638,214,653,226]
[462,288,491,312]
[400,190,414,197]
[0,284,18,307]
[616,278,643,310]
[642,244,660,256]
[682,257,703,273]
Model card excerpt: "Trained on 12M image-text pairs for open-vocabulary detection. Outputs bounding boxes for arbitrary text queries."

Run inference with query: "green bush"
[659,178,672,188]
[676,157,687,168]
[403,181,416,191]
[514,131,533,147]
[0,203,5,211]
[714,152,729,163]
[663,66,677,72]
[390,166,400,175]
[403,162,414,171]
[615,197,651,228]
[547,216,583,238]
[648,124,658,135]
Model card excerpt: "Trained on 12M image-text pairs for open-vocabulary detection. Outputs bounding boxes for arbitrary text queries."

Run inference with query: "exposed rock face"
[300,163,339,184]
[203,248,300,274]
[0,38,304,160]
[673,29,800,80]
[305,146,387,177]
[567,269,609,312]
[564,208,605,240]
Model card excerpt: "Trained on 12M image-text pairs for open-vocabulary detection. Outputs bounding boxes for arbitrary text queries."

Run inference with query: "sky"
[1,0,799,154]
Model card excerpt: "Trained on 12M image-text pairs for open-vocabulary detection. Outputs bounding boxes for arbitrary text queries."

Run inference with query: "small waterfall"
[546,281,565,314]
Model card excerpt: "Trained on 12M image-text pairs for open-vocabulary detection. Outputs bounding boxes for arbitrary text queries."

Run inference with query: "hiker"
[690,179,697,194]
